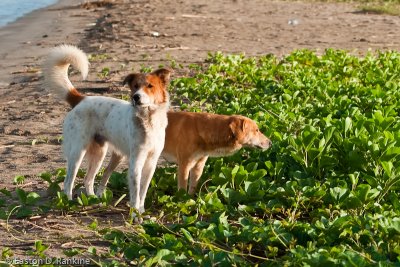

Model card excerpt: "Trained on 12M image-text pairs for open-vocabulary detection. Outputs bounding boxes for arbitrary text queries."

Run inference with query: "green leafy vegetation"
[2,49,400,265]
[359,2,400,16]
[320,0,400,16]
[98,67,111,79]
[88,53,110,62]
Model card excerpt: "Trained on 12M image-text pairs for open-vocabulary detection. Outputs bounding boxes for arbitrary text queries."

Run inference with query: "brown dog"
[98,111,272,195]
[162,112,272,194]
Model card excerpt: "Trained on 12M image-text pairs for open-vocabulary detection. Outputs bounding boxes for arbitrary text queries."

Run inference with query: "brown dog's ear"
[241,118,247,132]
[229,116,246,140]
[152,68,172,85]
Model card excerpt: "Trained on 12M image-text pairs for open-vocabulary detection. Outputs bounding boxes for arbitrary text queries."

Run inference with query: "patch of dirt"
[0,0,399,258]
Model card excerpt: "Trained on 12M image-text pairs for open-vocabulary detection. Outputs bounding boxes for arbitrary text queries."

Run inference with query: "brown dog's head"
[229,116,272,150]
[123,68,171,107]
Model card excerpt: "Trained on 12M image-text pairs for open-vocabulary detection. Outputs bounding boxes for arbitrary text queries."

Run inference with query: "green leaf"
[15,188,27,205]
[100,189,113,205]
[13,175,25,185]
[88,219,98,231]
[349,173,359,189]
[381,147,400,161]
[344,117,352,135]
[381,161,393,177]
[301,126,318,150]
[181,228,194,244]
[26,192,40,205]
[0,188,12,197]
[389,218,400,234]
[87,246,97,256]
[40,172,52,183]
[78,192,89,206]
[34,240,49,254]
[16,206,33,218]
[344,195,363,209]
[233,169,248,188]
[63,248,80,257]
[354,184,372,202]
[248,169,267,181]
[124,246,137,260]
[145,249,175,267]
[330,187,348,203]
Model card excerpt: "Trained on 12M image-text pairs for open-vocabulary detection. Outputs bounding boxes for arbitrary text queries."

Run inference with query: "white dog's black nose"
[132,94,141,105]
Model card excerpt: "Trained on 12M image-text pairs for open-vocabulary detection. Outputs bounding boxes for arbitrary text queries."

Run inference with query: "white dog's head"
[123,68,172,107]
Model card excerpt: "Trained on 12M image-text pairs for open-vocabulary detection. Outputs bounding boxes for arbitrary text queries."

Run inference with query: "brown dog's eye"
[147,83,153,88]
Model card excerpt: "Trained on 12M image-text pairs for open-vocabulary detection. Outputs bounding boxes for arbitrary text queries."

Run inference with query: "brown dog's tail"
[43,45,89,107]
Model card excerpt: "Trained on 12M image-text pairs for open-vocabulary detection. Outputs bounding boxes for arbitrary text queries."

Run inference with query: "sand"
[0,0,96,84]
[0,0,399,257]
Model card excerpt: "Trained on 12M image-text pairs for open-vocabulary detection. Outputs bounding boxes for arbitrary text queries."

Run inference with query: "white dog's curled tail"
[43,45,89,107]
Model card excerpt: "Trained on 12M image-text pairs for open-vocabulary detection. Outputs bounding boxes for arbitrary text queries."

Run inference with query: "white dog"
[43,45,171,216]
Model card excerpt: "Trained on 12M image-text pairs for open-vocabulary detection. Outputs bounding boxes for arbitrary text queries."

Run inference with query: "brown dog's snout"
[259,137,272,150]
[266,138,272,148]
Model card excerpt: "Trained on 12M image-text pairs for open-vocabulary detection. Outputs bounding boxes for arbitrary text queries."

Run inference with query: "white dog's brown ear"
[123,74,136,88]
[152,68,172,85]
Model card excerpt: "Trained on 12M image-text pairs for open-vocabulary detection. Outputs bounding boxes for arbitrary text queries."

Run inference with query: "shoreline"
[0,0,58,28]
[0,0,96,85]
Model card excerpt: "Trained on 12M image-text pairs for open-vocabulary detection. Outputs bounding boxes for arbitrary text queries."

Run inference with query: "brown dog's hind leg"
[96,151,123,197]
[177,158,198,192]
[84,142,108,196]
[177,164,190,192]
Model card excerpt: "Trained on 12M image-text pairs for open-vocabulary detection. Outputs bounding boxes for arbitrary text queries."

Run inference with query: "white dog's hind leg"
[63,116,91,200]
[64,148,86,200]
[84,142,108,196]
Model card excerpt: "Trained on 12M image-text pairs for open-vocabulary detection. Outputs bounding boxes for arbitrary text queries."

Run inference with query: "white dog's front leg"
[127,149,147,214]
[139,152,161,212]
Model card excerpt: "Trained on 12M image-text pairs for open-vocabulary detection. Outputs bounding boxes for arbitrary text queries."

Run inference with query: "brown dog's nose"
[267,139,272,148]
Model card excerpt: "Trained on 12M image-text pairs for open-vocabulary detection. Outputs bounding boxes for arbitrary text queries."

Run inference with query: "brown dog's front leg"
[188,156,208,195]
[177,160,192,192]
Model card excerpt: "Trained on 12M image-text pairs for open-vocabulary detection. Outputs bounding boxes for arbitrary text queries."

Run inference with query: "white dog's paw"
[130,210,143,224]
[133,214,144,224]
[131,213,151,224]
[139,206,145,214]
[128,206,142,224]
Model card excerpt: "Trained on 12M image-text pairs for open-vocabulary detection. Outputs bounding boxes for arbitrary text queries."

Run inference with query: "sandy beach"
[0,0,400,257]
[0,0,103,183]
[0,0,95,84]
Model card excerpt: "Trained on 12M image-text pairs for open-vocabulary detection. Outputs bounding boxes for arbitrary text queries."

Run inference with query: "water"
[0,0,57,27]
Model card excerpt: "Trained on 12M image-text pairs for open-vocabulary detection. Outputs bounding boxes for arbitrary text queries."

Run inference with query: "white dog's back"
[63,96,134,157]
